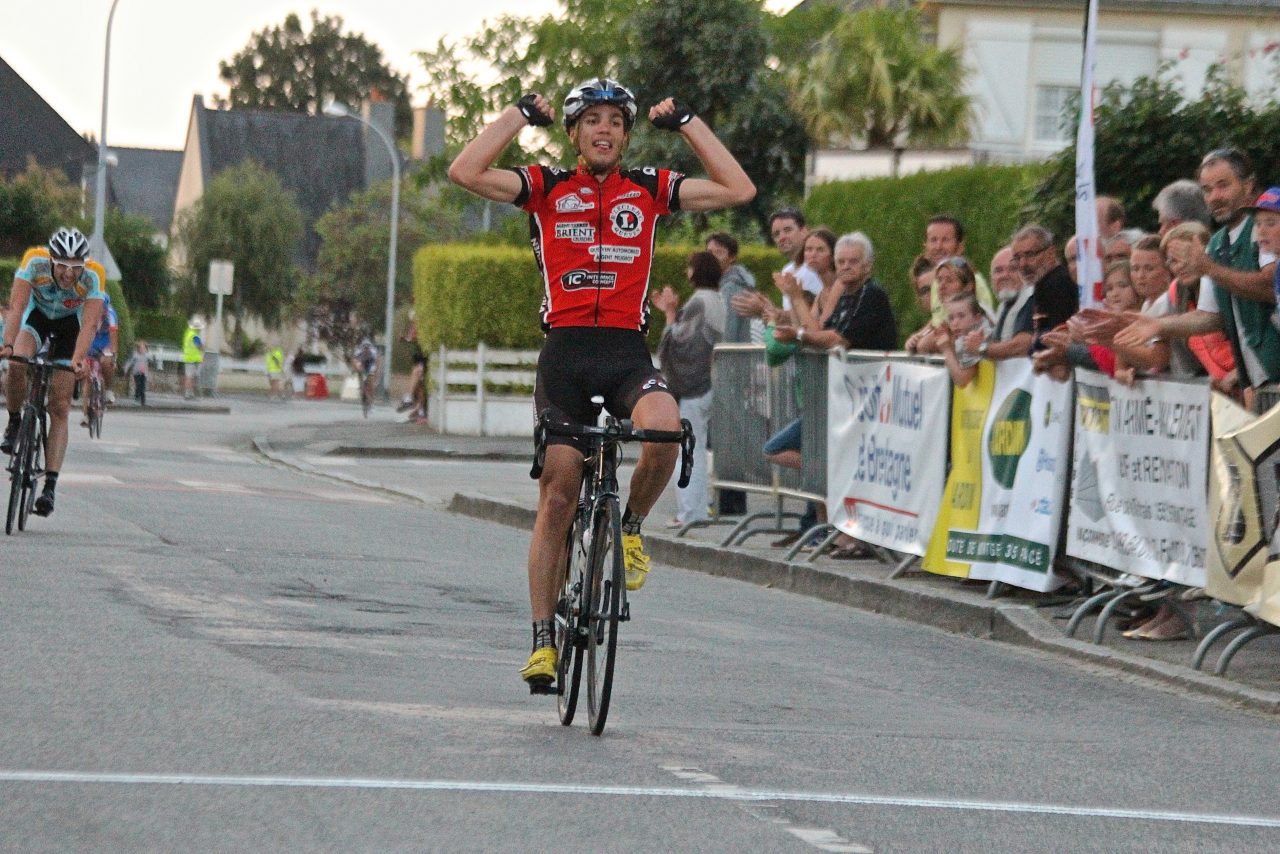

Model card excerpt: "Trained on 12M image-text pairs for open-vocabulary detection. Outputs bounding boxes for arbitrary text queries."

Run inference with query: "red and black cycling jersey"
[509,164,684,332]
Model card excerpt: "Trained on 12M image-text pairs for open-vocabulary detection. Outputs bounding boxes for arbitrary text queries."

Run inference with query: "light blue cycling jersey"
[15,247,106,321]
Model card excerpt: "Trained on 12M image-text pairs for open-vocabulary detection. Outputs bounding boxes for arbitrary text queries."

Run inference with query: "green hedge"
[805,163,1045,337]
[413,244,783,352]
[134,309,188,345]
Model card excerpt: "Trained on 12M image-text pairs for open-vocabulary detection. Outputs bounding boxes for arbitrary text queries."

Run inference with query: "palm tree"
[789,7,971,150]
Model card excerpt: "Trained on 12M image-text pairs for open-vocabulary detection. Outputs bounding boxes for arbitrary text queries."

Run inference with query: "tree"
[171,161,304,338]
[216,11,411,138]
[620,0,808,233]
[301,179,465,355]
[1027,63,1280,239]
[788,8,971,149]
[104,210,169,310]
[0,161,82,257]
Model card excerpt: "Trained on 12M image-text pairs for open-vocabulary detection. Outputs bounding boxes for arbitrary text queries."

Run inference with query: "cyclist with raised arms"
[448,79,755,688]
[0,227,106,516]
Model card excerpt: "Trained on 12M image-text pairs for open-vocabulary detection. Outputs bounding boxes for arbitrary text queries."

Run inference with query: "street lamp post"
[323,102,400,403]
[91,0,122,261]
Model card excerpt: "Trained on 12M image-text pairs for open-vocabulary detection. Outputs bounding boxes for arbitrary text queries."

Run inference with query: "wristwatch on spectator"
[797,328,806,344]
[978,340,989,356]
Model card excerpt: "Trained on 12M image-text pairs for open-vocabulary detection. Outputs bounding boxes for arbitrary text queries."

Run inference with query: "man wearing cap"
[182,318,204,400]
[1117,149,1279,395]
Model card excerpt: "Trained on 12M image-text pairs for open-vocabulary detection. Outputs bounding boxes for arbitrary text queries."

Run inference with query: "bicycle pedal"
[527,679,557,695]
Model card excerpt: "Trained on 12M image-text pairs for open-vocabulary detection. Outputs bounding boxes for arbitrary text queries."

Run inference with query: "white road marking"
[52,473,122,485]
[2,771,1272,829]
[309,490,391,505]
[303,456,357,467]
[665,765,871,852]
[176,480,254,493]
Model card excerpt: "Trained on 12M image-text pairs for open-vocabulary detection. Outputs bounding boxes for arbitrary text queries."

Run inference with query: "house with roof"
[171,95,398,270]
[0,55,94,186]
[804,0,1280,184]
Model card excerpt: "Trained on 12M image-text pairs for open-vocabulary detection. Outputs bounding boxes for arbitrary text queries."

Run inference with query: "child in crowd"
[123,339,149,406]
[1248,187,1280,321]
[935,292,992,388]
[1161,222,1236,389]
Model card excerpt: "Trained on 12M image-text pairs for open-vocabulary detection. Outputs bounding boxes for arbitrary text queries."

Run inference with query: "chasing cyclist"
[351,336,380,405]
[0,227,107,516]
[82,291,119,426]
[448,79,755,688]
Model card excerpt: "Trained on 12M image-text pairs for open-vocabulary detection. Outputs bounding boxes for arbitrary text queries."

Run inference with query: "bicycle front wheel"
[586,494,623,735]
[5,414,28,535]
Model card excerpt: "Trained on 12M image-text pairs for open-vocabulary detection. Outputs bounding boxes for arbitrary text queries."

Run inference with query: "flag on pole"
[1074,0,1104,308]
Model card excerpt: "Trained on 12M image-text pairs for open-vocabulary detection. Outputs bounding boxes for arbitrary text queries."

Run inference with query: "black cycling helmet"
[48,226,90,261]
[562,78,637,133]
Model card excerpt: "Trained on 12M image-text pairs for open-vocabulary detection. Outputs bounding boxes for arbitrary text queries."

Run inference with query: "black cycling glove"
[517,93,553,127]
[650,99,695,132]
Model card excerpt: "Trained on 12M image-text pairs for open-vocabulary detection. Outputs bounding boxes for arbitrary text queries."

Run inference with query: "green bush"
[805,163,1045,338]
[413,244,785,352]
[103,279,134,355]
[134,309,188,345]
[0,257,18,294]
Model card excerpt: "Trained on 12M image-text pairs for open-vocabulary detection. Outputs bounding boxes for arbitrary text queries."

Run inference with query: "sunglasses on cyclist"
[52,260,86,272]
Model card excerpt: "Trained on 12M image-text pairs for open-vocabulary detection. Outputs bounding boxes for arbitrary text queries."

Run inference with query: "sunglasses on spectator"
[1011,245,1051,263]
[935,256,970,270]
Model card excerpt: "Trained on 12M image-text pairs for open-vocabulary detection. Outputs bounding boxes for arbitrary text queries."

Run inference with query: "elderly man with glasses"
[1010,224,1079,350]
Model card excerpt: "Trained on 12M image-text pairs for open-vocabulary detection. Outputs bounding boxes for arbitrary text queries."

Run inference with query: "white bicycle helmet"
[562,78,637,133]
[48,226,90,261]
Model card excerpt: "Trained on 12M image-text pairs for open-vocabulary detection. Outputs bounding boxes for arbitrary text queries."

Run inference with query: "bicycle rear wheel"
[556,507,588,725]
[586,494,623,735]
[15,410,37,532]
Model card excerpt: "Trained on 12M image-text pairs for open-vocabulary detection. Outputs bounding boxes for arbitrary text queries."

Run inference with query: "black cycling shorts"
[411,344,427,366]
[21,306,80,363]
[534,327,670,451]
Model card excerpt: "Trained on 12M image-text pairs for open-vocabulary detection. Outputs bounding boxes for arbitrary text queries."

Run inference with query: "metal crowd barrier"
[703,344,828,549]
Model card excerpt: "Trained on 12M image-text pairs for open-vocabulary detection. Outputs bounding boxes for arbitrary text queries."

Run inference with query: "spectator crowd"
[663,146,1280,640]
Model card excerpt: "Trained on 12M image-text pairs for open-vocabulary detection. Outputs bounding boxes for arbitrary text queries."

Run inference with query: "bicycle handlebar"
[5,354,77,373]
[531,409,696,489]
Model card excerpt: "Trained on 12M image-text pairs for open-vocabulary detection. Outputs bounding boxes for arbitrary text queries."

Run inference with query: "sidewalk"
[254,418,1280,715]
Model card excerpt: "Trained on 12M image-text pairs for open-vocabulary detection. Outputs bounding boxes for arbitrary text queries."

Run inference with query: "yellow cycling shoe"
[623,533,651,591]
[520,646,557,686]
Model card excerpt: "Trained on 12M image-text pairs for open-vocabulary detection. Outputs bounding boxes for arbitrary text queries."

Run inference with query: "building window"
[1034,85,1075,143]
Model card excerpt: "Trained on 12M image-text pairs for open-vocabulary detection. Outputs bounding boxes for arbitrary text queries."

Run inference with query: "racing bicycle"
[6,340,73,534]
[530,401,693,735]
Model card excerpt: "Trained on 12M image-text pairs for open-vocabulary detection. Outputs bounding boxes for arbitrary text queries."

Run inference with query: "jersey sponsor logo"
[610,203,644,238]
[589,244,642,264]
[561,269,618,291]
[616,190,642,201]
[62,298,84,310]
[555,222,596,243]
[555,194,595,214]
[579,187,594,195]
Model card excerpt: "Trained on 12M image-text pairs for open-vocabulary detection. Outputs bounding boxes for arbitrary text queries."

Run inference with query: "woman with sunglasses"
[0,227,106,517]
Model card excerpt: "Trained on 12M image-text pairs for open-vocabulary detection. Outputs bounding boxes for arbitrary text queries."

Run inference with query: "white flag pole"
[1074,0,1104,308]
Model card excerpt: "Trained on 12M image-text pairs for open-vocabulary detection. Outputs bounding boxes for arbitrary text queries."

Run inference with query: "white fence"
[429,343,538,437]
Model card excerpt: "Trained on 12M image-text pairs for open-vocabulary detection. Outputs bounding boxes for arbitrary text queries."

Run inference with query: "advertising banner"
[1065,371,1210,586]
[923,362,996,578]
[827,355,950,556]
[953,361,1073,592]
[1207,395,1280,626]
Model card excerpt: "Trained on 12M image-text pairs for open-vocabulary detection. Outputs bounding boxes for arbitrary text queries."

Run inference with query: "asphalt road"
[1,398,1278,852]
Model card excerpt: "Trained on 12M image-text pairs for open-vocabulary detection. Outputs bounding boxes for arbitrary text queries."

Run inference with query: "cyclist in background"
[448,78,755,687]
[0,227,106,516]
[351,336,380,403]
[82,291,119,425]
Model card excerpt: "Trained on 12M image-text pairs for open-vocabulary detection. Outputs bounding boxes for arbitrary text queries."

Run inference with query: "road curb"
[449,491,1280,716]
[251,436,428,505]
[329,445,528,462]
